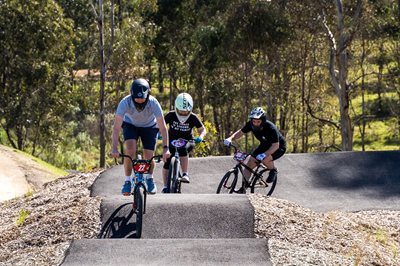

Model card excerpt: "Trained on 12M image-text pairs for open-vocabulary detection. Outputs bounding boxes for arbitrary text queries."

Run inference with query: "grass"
[15,209,29,227]
[0,144,68,177]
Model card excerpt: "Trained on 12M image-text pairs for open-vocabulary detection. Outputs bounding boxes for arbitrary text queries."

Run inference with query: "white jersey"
[116,95,163,128]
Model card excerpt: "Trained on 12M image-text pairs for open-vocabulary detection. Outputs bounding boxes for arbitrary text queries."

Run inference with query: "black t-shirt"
[164,111,204,140]
[241,120,286,149]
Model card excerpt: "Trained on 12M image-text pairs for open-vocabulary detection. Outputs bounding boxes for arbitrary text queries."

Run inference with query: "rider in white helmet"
[162,93,207,192]
[223,106,286,185]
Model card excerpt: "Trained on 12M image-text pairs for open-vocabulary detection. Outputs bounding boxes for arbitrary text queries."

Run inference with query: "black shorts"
[122,122,159,151]
[251,143,286,161]
[163,139,194,169]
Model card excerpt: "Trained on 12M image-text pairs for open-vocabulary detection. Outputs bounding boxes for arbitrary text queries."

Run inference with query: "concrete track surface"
[62,151,400,265]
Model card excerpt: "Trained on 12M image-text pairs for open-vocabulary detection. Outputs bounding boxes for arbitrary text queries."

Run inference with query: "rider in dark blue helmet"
[111,78,170,195]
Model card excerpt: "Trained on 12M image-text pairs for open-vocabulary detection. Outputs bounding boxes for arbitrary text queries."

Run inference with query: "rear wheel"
[133,185,144,238]
[216,169,238,194]
[250,169,277,196]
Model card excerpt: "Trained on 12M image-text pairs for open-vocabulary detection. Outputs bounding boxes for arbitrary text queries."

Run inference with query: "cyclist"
[161,92,207,193]
[223,107,286,184]
[111,78,170,195]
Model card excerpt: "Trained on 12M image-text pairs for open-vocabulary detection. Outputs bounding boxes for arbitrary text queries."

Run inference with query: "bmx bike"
[216,143,277,196]
[166,138,202,193]
[119,153,161,238]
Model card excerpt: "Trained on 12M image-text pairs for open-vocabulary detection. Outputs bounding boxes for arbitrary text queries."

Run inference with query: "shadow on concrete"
[308,151,400,198]
[98,202,138,239]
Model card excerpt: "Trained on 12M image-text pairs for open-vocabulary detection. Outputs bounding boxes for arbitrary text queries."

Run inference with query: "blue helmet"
[130,78,150,111]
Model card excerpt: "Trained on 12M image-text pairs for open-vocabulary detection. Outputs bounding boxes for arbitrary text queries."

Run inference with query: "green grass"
[1,144,68,177]
[15,209,29,227]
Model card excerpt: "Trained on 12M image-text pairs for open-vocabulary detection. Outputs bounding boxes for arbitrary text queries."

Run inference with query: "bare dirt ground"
[0,145,59,202]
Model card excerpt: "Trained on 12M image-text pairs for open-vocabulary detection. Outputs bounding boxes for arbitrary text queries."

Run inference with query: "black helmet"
[249,107,266,131]
[130,78,150,111]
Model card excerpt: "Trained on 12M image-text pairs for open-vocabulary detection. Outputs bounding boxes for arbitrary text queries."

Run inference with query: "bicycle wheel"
[216,169,238,194]
[166,157,176,193]
[133,184,144,238]
[250,169,277,196]
[167,157,180,193]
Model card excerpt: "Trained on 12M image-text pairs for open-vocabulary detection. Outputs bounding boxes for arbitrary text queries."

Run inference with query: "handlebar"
[119,153,162,163]
[170,138,205,148]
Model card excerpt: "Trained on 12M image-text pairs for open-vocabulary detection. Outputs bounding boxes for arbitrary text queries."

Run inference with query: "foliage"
[0,0,399,171]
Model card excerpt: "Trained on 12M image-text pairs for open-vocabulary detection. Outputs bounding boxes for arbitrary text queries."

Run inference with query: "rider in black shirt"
[162,93,206,192]
[224,107,286,183]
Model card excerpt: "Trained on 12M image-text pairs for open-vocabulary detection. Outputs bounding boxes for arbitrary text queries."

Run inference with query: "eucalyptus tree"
[0,0,75,153]
[320,0,363,151]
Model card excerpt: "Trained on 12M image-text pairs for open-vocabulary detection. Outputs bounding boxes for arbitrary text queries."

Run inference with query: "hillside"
[0,144,67,202]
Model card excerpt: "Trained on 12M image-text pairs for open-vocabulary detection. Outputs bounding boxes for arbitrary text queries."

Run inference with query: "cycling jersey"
[116,95,163,128]
[241,120,286,149]
[164,111,204,140]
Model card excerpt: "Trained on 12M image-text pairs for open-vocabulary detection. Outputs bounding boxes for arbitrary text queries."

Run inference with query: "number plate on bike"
[171,138,187,148]
[133,162,151,173]
[234,151,247,162]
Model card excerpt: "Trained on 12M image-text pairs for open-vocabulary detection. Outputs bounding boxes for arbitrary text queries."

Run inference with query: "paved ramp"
[62,239,271,266]
[99,194,254,239]
[63,150,400,265]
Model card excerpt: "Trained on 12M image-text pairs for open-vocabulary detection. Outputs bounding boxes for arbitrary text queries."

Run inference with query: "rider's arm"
[156,116,170,161]
[227,129,244,141]
[111,115,123,157]
[197,126,207,139]
[156,116,169,147]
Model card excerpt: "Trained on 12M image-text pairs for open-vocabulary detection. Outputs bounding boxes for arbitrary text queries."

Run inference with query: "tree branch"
[305,97,340,129]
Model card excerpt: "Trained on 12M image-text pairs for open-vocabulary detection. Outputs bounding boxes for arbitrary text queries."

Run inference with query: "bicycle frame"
[119,153,162,212]
[217,143,276,196]
[167,138,192,193]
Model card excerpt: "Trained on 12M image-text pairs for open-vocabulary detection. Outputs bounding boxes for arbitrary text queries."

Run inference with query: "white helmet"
[175,93,193,123]
[249,107,266,120]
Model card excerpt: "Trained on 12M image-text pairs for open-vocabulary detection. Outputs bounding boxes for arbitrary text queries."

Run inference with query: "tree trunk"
[323,0,362,151]
[98,0,106,167]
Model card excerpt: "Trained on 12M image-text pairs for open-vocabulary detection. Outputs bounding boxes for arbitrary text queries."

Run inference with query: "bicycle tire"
[216,169,238,194]
[172,159,181,193]
[250,169,277,196]
[166,157,176,193]
[133,184,144,238]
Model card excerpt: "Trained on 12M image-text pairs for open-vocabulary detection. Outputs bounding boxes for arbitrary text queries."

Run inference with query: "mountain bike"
[216,143,277,196]
[166,138,199,193]
[119,153,161,238]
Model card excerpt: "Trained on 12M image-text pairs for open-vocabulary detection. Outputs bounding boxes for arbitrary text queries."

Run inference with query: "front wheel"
[167,157,180,193]
[216,169,238,194]
[133,184,145,238]
[250,169,277,196]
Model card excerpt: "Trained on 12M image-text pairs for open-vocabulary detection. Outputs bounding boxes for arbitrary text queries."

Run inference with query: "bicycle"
[216,143,277,196]
[166,138,199,193]
[118,153,161,238]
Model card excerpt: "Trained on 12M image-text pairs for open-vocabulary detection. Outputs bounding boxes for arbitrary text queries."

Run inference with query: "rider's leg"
[162,156,172,189]
[124,139,137,177]
[140,127,159,194]
[261,154,275,170]
[243,156,257,182]
[180,155,190,183]
[180,155,189,173]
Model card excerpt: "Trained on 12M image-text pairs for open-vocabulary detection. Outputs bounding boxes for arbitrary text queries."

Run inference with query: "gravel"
[1,173,398,265]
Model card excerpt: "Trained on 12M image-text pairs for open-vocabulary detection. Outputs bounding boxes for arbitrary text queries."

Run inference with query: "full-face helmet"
[130,78,150,111]
[175,93,193,123]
